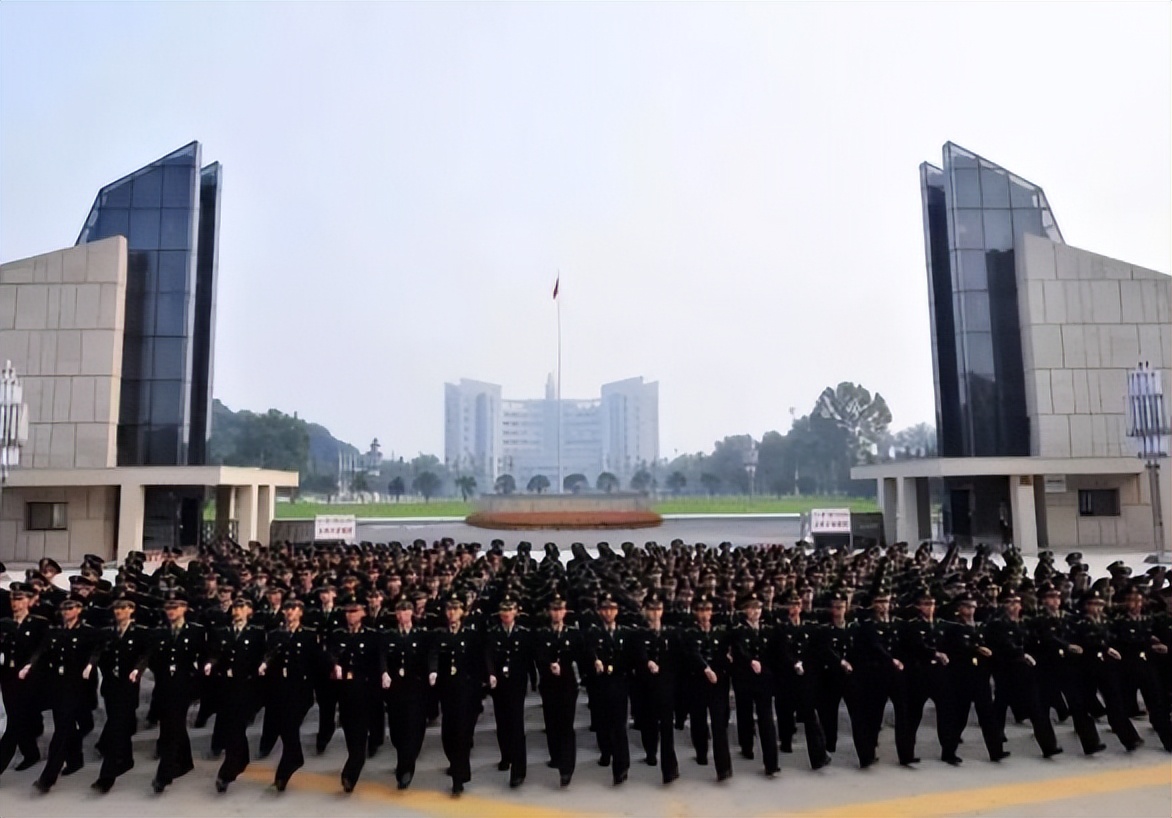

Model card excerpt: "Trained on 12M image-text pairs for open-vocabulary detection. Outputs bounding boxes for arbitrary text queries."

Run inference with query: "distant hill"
[209,398,358,479]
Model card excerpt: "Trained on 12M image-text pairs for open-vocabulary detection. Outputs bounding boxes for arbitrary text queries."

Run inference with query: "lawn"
[273,495,878,519]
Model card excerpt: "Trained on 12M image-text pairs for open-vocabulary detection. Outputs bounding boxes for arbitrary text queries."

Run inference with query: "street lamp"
[743,440,759,499]
[1,360,29,512]
[1126,362,1170,564]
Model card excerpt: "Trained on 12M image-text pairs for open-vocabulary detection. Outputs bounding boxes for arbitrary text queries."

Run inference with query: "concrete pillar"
[896,476,920,545]
[214,486,235,537]
[235,484,258,544]
[916,478,932,542]
[256,485,275,546]
[116,483,145,561]
[1009,475,1039,555]
[879,477,898,546]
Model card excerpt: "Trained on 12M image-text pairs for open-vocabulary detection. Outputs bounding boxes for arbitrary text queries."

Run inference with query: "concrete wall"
[1016,232,1171,459]
[1040,471,1159,549]
[0,484,118,561]
[0,236,127,469]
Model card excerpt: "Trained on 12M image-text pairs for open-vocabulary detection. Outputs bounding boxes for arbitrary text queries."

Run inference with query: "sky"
[1,2,1169,460]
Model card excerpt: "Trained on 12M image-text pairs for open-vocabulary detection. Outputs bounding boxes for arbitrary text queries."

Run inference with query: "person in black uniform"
[632,592,680,783]
[258,598,324,791]
[0,583,49,778]
[940,591,1008,763]
[684,594,733,781]
[148,590,207,793]
[384,594,430,789]
[730,592,780,778]
[896,588,953,766]
[1071,589,1143,752]
[428,592,483,795]
[92,596,151,792]
[207,597,266,792]
[772,589,829,769]
[485,593,533,788]
[1111,583,1172,752]
[813,591,853,756]
[535,592,581,787]
[30,598,103,792]
[305,584,344,754]
[329,596,389,793]
[846,586,905,769]
[585,592,633,785]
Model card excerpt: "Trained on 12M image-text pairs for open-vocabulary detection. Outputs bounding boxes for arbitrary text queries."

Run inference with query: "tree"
[815,382,893,465]
[349,471,370,501]
[564,473,589,493]
[666,471,687,496]
[890,422,937,460]
[630,469,653,494]
[494,474,516,495]
[527,474,551,494]
[387,476,405,502]
[699,472,721,496]
[413,470,440,502]
[596,472,619,493]
[454,475,477,501]
[300,472,338,501]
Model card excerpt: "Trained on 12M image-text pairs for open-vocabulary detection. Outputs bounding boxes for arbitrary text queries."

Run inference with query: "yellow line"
[238,766,606,818]
[788,763,1172,818]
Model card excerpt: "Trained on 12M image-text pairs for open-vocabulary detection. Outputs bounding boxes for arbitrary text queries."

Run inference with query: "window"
[1079,489,1120,517]
[27,502,67,531]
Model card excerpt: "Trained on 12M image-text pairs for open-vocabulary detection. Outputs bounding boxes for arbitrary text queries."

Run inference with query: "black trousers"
[154,684,195,785]
[0,672,41,772]
[216,680,256,783]
[439,680,479,786]
[540,680,578,777]
[731,674,755,752]
[636,674,678,781]
[777,671,827,767]
[271,683,313,783]
[689,674,732,777]
[896,663,950,763]
[491,677,528,779]
[594,674,631,781]
[387,680,428,780]
[850,663,905,767]
[1077,657,1141,749]
[1123,655,1172,750]
[258,676,280,755]
[735,673,779,774]
[991,662,1059,755]
[338,679,374,785]
[97,681,140,782]
[814,668,850,753]
[944,665,1002,759]
[314,678,338,749]
[37,683,88,788]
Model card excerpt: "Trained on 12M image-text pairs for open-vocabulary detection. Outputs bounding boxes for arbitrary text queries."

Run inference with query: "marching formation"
[1,536,1170,799]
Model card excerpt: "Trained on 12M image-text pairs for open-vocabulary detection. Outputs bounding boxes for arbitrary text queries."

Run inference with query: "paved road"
[1,681,1168,817]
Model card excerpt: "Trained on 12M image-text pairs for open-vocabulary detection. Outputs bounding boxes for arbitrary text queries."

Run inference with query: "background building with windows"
[445,375,659,490]
[0,143,296,562]
[854,142,1170,554]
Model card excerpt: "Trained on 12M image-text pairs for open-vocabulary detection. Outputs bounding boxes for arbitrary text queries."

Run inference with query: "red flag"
[552,275,560,300]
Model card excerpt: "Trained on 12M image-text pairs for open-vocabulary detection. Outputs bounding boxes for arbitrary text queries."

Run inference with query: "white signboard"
[809,508,852,534]
[314,515,357,542]
[1043,475,1067,494]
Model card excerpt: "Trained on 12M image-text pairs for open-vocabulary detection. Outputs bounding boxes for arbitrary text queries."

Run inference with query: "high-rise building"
[444,376,659,491]
[855,142,1170,554]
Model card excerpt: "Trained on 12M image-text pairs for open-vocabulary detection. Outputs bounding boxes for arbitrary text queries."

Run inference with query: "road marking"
[238,766,606,818]
[789,762,1171,818]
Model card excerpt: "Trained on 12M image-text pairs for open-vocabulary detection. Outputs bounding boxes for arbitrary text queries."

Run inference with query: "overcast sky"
[2,2,1168,460]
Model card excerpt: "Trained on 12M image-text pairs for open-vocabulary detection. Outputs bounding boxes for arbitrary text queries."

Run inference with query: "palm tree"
[412,470,440,502]
[387,476,405,502]
[666,471,687,496]
[527,474,551,494]
[454,475,477,501]
[815,381,893,464]
[494,474,516,495]
[563,473,589,493]
[596,472,619,493]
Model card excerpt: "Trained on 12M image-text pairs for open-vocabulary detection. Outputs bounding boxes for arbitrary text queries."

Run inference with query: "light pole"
[1126,363,1170,564]
[1,360,29,517]
[743,440,759,500]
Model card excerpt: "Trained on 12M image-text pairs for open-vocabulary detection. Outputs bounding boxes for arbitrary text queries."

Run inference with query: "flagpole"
[556,270,563,494]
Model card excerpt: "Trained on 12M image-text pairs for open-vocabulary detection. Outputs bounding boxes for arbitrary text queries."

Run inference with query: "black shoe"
[215,777,228,793]
[559,773,572,787]
[860,756,876,769]
[509,775,525,788]
[991,751,1011,762]
[664,769,679,784]
[151,778,166,794]
[696,755,709,766]
[546,759,558,768]
[740,749,754,760]
[451,782,464,796]
[598,755,611,767]
[780,744,793,754]
[257,746,272,759]
[367,745,378,759]
[397,771,413,790]
[92,778,114,793]
[717,769,733,782]
[812,754,832,770]
[341,776,355,794]
[644,755,657,766]
[315,742,328,756]
[942,754,963,766]
[203,749,222,761]
[1125,738,1145,753]
[32,780,51,794]
[273,778,288,793]
[1087,743,1107,755]
[62,760,84,776]
[15,755,40,772]
[613,771,628,785]
[1042,747,1064,759]
[497,759,510,771]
